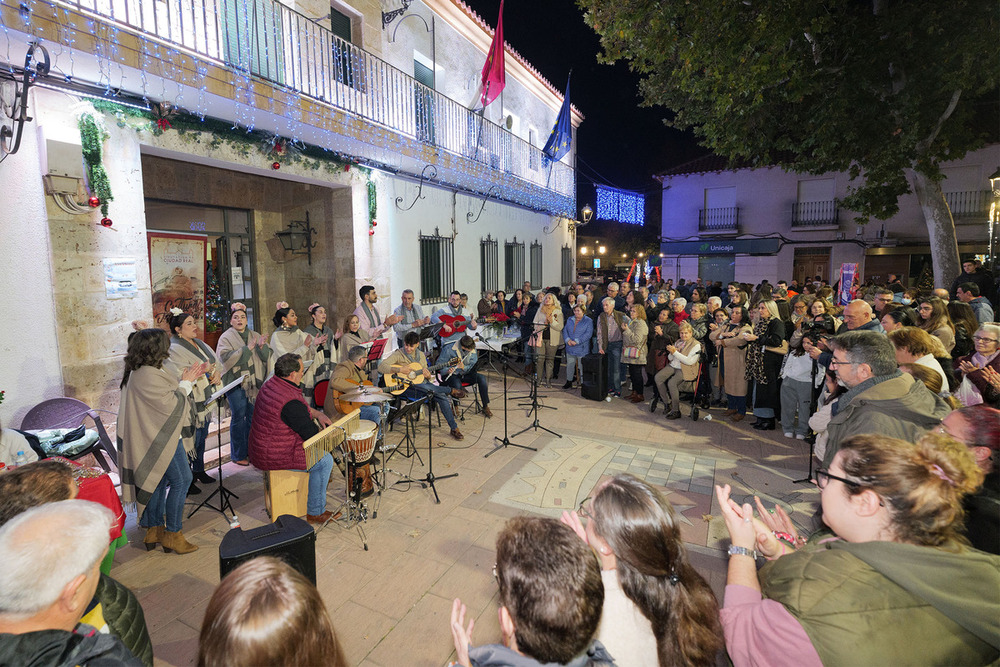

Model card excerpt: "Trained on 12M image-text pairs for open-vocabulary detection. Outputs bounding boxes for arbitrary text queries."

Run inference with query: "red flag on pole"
[470,0,506,111]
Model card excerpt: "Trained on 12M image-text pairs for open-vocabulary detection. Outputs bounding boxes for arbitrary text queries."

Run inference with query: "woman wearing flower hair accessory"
[216,303,271,466]
[269,301,325,406]
[303,302,337,393]
[560,474,722,666]
[716,433,999,666]
[163,308,223,492]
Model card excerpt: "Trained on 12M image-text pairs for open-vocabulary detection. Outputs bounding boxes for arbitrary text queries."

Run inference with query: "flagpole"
[474,81,490,161]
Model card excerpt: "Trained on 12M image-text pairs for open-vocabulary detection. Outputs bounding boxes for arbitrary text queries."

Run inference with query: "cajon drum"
[263,470,309,520]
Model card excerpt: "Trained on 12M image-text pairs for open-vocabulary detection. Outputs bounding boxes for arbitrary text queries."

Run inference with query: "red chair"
[20,397,118,472]
[313,380,330,410]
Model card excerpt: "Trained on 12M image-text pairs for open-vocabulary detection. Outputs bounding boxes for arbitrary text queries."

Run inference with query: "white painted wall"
[660,144,999,282]
[0,104,63,425]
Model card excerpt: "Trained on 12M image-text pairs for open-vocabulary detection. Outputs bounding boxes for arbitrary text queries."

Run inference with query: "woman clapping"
[216,304,270,466]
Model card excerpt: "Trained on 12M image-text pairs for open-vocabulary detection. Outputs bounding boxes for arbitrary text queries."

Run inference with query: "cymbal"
[340,387,394,402]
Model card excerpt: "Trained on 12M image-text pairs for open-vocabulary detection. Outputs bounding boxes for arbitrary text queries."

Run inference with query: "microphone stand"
[478,333,537,458]
[512,323,562,440]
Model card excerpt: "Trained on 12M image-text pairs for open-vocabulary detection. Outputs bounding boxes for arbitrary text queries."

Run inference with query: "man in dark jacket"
[951,260,996,306]
[0,501,143,666]
[249,353,336,524]
[823,331,950,466]
[0,461,154,666]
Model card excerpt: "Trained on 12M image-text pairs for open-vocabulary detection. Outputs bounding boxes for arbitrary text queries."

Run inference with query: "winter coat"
[621,319,649,366]
[824,372,951,467]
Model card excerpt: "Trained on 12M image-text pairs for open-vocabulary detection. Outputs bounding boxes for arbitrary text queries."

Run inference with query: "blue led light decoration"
[595,185,644,225]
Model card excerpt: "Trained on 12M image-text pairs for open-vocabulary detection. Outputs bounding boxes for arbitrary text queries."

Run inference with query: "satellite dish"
[505,115,513,130]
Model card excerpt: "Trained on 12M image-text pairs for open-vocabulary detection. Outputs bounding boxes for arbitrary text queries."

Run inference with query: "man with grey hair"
[605,282,626,312]
[0,500,142,665]
[822,331,950,466]
[392,289,430,347]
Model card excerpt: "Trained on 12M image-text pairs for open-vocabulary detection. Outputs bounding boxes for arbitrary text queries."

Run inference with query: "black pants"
[627,364,645,397]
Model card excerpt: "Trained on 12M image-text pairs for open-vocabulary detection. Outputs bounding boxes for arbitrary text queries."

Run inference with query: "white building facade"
[0,0,582,420]
[657,146,997,287]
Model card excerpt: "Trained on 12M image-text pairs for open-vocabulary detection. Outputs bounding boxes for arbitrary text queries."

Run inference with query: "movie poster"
[148,232,206,335]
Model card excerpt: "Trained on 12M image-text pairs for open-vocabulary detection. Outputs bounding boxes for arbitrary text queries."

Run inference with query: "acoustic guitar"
[437,313,508,336]
[384,356,461,394]
[332,379,374,414]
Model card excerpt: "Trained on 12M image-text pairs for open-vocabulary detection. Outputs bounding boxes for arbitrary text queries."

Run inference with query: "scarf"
[745,320,769,385]
[362,302,382,328]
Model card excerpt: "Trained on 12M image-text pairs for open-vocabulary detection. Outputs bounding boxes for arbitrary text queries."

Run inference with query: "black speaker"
[581,353,608,401]
[219,514,317,584]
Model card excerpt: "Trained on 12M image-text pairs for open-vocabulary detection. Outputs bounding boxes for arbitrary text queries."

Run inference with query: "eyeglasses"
[815,468,862,490]
[828,358,860,368]
[973,336,998,344]
[577,496,592,519]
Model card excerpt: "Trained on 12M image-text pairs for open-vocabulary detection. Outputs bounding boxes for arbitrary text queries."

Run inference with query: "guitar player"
[431,291,478,346]
[437,335,492,418]
[324,345,382,424]
[377,331,467,440]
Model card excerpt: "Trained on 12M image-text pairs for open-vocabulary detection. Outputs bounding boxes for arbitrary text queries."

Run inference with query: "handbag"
[623,345,641,360]
[765,340,789,355]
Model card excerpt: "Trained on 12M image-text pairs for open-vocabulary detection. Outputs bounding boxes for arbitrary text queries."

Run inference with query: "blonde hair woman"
[533,293,564,388]
[653,322,701,419]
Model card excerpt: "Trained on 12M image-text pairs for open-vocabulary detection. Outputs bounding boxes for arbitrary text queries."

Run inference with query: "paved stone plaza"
[108,371,820,666]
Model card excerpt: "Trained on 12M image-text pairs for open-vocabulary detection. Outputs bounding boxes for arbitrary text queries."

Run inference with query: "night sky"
[459,0,705,239]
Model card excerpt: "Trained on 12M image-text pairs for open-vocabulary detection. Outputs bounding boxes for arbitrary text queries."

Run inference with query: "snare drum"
[342,419,378,498]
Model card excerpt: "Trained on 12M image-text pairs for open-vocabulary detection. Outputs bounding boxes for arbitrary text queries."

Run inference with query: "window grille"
[530,240,542,289]
[504,238,525,292]
[561,245,573,287]
[419,228,454,305]
[480,235,499,293]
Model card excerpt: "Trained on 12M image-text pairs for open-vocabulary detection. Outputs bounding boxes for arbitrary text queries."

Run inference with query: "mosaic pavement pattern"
[490,429,820,549]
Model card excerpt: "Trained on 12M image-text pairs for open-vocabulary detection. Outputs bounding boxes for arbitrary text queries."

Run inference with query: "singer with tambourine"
[438,335,492,418]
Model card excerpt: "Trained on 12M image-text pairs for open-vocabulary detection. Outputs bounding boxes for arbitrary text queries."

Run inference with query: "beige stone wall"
[141,155,358,337]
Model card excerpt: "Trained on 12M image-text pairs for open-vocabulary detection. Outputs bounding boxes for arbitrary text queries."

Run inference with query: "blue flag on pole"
[542,75,572,165]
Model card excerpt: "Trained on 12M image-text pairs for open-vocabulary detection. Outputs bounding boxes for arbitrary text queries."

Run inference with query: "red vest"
[249,376,309,470]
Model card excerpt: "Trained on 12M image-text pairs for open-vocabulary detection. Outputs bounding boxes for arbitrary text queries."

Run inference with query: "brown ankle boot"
[161,530,199,554]
[143,526,164,551]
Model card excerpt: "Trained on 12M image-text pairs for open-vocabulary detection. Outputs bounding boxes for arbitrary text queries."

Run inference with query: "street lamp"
[598,246,606,255]
[580,247,589,255]
[572,204,594,231]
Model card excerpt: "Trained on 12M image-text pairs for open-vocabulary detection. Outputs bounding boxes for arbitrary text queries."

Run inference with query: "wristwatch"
[728,545,759,560]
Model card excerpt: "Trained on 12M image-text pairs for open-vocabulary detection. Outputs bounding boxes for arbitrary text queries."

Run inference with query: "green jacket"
[823,373,950,466]
[761,540,1000,665]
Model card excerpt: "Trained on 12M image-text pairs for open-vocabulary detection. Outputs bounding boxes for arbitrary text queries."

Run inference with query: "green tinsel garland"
[78,114,113,217]
[367,178,377,228]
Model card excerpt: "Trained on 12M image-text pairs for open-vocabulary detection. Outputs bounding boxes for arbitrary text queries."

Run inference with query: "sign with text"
[661,238,780,256]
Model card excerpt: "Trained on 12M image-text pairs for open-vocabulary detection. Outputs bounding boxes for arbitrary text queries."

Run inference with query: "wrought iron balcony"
[52,0,574,214]
[698,207,740,233]
[791,200,839,227]
[944,190,990,220]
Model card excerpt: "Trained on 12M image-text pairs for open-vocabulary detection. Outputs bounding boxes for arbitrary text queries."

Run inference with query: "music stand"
[385,396,430,487]
[794,358,821,484]
[413,393,457,503]
[188,375,245,520]
[367,337,387,362]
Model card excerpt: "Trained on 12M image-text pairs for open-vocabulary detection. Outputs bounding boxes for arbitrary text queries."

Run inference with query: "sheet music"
[208,373,248,404]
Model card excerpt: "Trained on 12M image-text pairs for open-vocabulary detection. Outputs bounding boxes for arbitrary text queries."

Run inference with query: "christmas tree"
[205,260,225,333]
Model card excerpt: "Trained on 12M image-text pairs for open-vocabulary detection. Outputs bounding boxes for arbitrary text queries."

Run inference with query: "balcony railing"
[792,200,838,227]
[60,0,574,204]
[699,207,740,232]
[944,190,990,219]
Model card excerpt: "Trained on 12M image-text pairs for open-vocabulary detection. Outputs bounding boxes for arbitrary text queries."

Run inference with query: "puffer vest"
[249,376,308,470]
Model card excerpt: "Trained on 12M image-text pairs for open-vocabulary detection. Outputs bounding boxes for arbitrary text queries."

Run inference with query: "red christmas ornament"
[155,118,171,130]
[344,164,351,172]
[271,162,280,170]
[88,196,100,208]
[368,229,375,236]
[372,221,377,227]
[99,218,113,227]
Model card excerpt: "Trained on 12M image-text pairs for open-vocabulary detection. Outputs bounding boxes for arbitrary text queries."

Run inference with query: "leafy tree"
[577,0,997,284]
